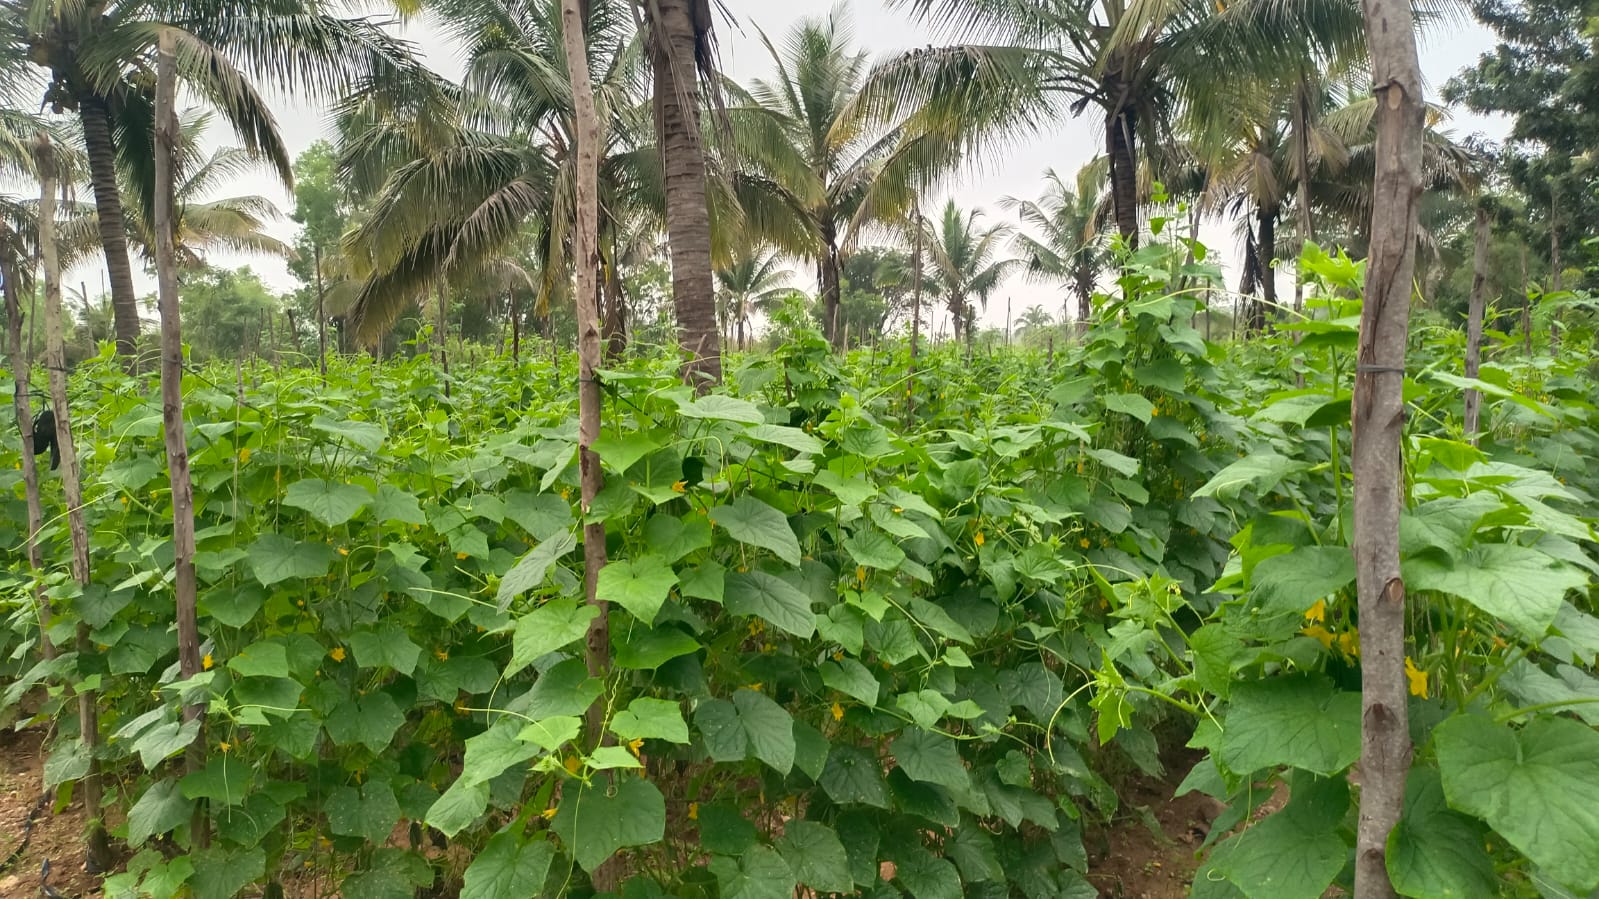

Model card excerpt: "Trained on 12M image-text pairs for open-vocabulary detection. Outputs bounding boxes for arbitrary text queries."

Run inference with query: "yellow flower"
[856,566,867,585]
[1150,406,1160,417]
[1079,538,1091,549]
[746,683,762,692]
[120,496,129,506]
[1405,657,1429,698]
[329,646,346,663]
[1338,630,1360,658]
[218,741,231,753]
[832,651,844,662]
[628,737,645,756]
[238,447,251,464]
[541,807,558,820]
[563,755,582,775]
[892,507,903,514]
[688,802,699,821]
[831,702,844,721]
[202,653,214,671]
[434,649,449,661]
[672,480,687,494]
[1305,599,1327,624]
[338,547,350,557]
[1300,625,1335,650]
[974,531,986,547]
[455,552,468,561]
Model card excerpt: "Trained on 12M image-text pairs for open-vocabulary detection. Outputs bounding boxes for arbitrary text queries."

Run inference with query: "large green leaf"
[325,782,401,843]
[324,693,406,752]
[844,530,906,571]
[734,689,795,775]
[710,497,801,566]
[1218,675,1361,776]
[1387,768,1497,899]
[724,571,814,638]
[508,598,598,676]
[248,534,336,586]
[1407,544,1587,636]
[610,698,690,744]
[283,478,372,527]
[549,776,665,872]
[821,658,880,707]
[895,849,963,899]
[710,846,795,899]
[347,623,423,675]
[1193,453,1309,500]
[677,394,765,424]
[127,779,195,847]
[496,531,578,612]
[1250,546,1355,616]
[460,718,542,787]
[819,745,888,807]
[189,847,265,899]
[461,828,555,899]
[595,555,679,625]
[1210,774,1349,899]
[893,728,970,791]
[1435,714,1599,892]
[775,821,851,893]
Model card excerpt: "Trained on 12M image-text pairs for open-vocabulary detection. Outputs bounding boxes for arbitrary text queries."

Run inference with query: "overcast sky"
[82,2,1509,335]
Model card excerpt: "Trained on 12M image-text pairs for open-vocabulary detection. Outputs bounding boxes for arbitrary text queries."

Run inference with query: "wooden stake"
[1463,206,1489,445]
[4,241,50,660]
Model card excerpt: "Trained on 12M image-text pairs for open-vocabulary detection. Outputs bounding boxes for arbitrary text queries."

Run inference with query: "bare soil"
[0,727,101,899]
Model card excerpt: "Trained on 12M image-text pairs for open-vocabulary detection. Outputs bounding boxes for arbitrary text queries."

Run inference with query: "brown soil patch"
[1084,754,1227,899]
[0,727,101,898]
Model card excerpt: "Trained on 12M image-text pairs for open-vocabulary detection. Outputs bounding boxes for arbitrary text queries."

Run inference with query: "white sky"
[77,1,1509,335]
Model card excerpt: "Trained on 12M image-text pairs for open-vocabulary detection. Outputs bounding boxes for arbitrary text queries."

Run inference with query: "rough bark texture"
[650,0,722,385]
[1107,104,1139,247]
[4,251,51,659]
[76,94,143,363]
[820,221,843,349]
[1463,206,1489,444]
[1258,206,1278,324]
[511,290,521,362]
[38,134,113,873]
[1352,2,1425,895]
[603,259,626,359]
[1294,79,1317,316]
[558,3,618,889]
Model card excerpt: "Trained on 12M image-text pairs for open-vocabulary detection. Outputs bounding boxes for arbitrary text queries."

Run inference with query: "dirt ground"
[0,727,100,899]
[0,726,1256,899]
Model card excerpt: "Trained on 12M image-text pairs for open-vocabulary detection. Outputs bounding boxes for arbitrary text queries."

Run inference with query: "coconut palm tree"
[715,244,792,350]
[1,0,421,361]
[866,0,1372,248]
[339,0,654,345]
[1001,165,1109,327]
[923,199,1020,346]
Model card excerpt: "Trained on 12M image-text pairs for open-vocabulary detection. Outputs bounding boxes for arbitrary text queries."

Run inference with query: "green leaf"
[180,757,252,806]
[516,716,581,752]
[284,478,372,527]
[596,555,679,625]
[724,571,815,638]
[496,531,578,612]
[1251,546,1355,616]
[710,846,795,899]
[325,782,401,844]
[593,430,666,474]
[1407,544,1587,636]
[896,689,952,729]
[425,779,490,838]
[775,821,851,893]
[371,484,426,526]
[746,424,824,455]
[504,492,574,541]
[189,847,265,899]
[1219,675,1361,777]
[461,829,555,899]
[549,776,665,872]
[844,530,906,571]
[895,849,963,899]
[819,745,888,807]
[696,699,746,762]
[1210,774,1349,899]
[348,623,423,675]
[1103,392,1156,423]
[1387,768,1496,899]
[821,658,880,707]
[226,641,290,679]
[1193,453,1309,500]
[680,559,726,603]
[586,745,645,770]
[130,718,202,770]
[127,779,196,847]
[248,534,336,586]
[522,660,602,718]
[311,415,386,451]
[610,698,690,744]
[735,688,795,775]
[893,728,970,791]
[678,394,765,424]
[1436,714,1599,892]
[461,718,542,787]
[642,514,713,563]
[815,470,879,506]
[324,693,406,752]
[508,599,599,676]
[697,803,758,855]
[614,625,701,670]
[710,497,802,566]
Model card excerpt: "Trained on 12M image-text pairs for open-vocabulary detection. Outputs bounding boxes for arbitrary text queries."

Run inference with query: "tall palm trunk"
[820,219,843,348]
[650,0,721,387]
[77,93,143,362]
[1293,78,1317,316]
[1258,206,1278,323]
[1106,102,1139,247]
[1075,268,1093,331]
[603,259,626,359]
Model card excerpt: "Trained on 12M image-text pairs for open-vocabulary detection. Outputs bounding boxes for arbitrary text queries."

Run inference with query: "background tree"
[1002,165,1108,327]
[715,245,792,350]
[923,199,1019,346]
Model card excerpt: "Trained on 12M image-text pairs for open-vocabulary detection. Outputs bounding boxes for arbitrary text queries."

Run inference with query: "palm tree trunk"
[909,208,922,410]
[1463,206,1489,444]
[1075,270,1093,332]
[4,250,51,660]
[511,290,521,363]
[1258,206,1278,325]
[38,133,113,873]
[77,94,143,363]
[155,37,207,846]
[820,220,843,348]
[1352,0,1426,894]
[1106,103,1139,247]
[603,259,626,359]
[650,0,722,387]
[1294,78,1317,316]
